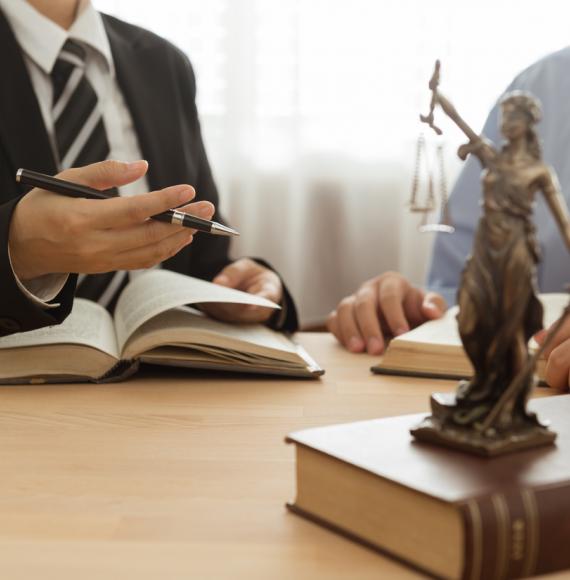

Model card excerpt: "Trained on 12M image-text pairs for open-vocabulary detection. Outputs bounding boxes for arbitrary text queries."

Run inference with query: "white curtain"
[95,0,570,325]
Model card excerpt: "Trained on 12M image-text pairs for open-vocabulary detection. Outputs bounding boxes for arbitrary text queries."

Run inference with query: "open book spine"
[460,484,570,579]
[95,359,140,383]
[0,359,139,385]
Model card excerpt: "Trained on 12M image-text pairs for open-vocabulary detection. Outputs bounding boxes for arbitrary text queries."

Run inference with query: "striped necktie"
[51,39,127,309]
[51,39,110,169]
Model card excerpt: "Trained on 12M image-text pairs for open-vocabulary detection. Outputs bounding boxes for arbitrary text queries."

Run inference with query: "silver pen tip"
[16,168,23,182]
[211,222,240,237]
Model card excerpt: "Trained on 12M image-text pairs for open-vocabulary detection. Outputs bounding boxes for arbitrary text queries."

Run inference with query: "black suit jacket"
[0,11,298,336]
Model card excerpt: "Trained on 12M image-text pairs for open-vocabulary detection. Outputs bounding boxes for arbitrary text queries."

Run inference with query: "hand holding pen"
[17,167,238,237]
[9,160,230,281]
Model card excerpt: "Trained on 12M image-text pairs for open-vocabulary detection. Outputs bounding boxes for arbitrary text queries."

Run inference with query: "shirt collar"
[0,0,114,76]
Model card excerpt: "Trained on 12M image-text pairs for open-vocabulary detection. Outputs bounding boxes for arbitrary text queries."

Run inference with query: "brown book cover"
[286,395,570,580]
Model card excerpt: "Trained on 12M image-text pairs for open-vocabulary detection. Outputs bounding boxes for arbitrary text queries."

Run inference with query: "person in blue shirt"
[327,47,570,389]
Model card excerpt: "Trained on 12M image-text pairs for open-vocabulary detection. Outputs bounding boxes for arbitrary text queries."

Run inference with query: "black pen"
[16,168,240,237]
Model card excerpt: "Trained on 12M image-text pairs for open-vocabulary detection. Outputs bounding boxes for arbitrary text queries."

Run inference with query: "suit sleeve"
[174,52,299,332]
[0,196,76,337]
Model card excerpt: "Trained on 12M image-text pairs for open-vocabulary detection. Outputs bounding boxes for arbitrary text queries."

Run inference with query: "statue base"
[411,392,557,457]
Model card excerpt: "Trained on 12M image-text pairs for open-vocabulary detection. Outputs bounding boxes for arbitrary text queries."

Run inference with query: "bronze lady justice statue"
[411,62,570,456]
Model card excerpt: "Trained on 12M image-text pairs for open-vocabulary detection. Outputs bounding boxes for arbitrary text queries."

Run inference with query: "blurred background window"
[95,0,569,326]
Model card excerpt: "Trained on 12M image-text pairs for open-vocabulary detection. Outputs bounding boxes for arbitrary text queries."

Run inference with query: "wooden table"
[0,333,564,579]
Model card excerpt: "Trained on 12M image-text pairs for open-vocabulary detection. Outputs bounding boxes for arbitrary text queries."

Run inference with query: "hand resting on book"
[203,258,283,324]
[327,271,447,355]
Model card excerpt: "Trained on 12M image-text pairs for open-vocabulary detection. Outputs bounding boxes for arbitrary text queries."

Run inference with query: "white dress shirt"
[427,46,570,306]
[1,0,148,307]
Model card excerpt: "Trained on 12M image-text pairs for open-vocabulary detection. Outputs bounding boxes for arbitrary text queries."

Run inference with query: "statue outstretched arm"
[435,92,497,167]
[433,91,479,141]
[541,168,570,251]
[420,61,496,167]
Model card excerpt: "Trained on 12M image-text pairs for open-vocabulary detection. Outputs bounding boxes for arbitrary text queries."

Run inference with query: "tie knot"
[51,39,87,98]
[58,39,87,68]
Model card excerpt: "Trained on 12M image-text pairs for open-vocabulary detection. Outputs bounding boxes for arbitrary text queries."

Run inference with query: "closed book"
[371,293,568,384]
[286,395,570,579]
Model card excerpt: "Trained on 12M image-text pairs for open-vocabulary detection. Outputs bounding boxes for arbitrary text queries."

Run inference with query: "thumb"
[213,267,238,288]
[59,159,148,191]
[213,259,254,289]
[421,292,447,320]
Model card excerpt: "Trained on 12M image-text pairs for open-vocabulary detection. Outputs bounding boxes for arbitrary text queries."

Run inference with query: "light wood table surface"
[0,332,564,579]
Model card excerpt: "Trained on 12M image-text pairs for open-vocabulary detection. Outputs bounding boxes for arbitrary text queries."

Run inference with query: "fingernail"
[367,337,383,355]
[214,275,229,285]
[534,329,546,343]
[348,337,364,352]
[126,160,147,172]
[196,204,213,217]
[395,326,409,336]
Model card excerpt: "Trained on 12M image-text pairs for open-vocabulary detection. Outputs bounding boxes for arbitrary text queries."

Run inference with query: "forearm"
[436,92,479,142]
[0,197,76,335]
[543,182,570,250]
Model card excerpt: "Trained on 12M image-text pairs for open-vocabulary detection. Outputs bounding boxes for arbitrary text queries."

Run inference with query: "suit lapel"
[0,10,57,190]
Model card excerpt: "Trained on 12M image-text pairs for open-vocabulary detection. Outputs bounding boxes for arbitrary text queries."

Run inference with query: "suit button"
[0,318,21,333]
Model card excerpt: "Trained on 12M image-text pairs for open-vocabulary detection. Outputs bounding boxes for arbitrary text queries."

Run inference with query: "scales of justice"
[409,60,570,456]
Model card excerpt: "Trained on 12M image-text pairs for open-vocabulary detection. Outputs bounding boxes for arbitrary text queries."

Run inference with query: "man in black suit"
[0,0,297,337]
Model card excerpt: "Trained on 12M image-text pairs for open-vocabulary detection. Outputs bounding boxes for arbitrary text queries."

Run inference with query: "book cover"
[287,395,570,579]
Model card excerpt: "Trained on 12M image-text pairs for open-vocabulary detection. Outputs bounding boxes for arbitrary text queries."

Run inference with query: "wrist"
[8,206,41,281]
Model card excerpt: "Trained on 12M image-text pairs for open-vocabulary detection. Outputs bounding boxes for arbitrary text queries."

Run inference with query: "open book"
[371,293,569,384]
[0,270,323,383]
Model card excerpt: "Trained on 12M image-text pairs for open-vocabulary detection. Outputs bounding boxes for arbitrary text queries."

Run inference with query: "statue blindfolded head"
[499,91,543,159]
[500,90,542,126]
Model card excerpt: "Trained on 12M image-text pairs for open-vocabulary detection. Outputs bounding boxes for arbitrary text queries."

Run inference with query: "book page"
[0,298,119,358]
[393,306,462,348]
[395,293,568,350]
[114,269,280,351]
[122,305,298,360]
